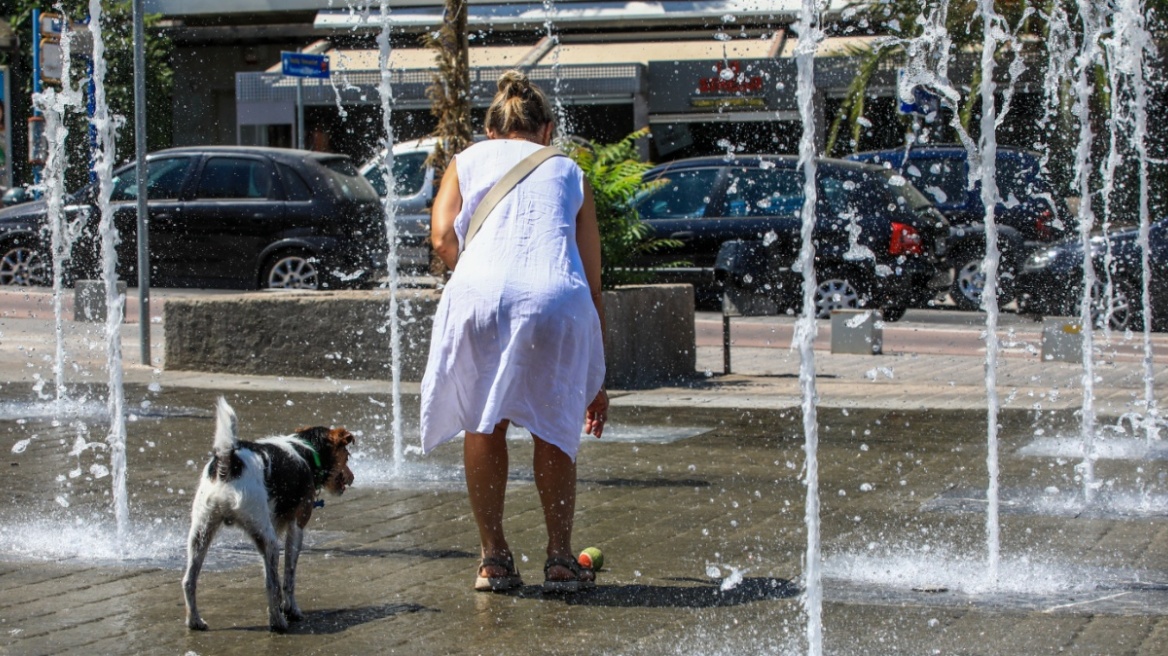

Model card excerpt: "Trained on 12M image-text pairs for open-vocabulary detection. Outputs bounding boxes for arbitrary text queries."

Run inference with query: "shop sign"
[648,59,793,115]
[692,60,766,108]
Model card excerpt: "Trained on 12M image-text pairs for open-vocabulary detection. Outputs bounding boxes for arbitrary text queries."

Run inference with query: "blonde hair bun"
[497,70,533,98]
[486,69,553,137]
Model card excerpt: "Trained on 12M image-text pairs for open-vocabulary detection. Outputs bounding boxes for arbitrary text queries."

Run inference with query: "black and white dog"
[182,397,355,632]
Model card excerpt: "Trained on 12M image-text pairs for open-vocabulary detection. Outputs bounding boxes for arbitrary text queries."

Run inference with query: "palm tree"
[422,0,471,278]
[423,0,471,177]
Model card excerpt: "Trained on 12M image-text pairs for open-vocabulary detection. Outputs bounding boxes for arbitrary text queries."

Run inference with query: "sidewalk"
[1,287,1166,655]
[2,287,1163,416]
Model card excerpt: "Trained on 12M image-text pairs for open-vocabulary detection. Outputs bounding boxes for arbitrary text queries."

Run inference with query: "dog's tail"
[213,396,239,460]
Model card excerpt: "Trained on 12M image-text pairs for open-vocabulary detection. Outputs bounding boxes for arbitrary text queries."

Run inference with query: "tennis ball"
[578,546,604,571]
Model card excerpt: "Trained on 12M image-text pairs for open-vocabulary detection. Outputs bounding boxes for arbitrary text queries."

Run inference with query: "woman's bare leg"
[533,436,588,582]
[465,421,512,575]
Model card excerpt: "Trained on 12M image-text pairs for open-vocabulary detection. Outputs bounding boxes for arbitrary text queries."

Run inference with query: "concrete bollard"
[1041,317,1082,362]
[74,280,127,322]
[830,309,883,355]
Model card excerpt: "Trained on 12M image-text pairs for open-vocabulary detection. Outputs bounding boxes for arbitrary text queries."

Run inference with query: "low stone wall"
[600,284,695,388]
[163,284,695,389]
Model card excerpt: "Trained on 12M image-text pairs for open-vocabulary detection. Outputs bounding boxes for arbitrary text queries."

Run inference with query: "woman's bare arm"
[576,181,609,438]
[576,181,605,336]
[430,162,463,271]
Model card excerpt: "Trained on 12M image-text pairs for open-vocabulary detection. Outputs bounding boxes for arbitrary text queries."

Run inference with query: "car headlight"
[1024,248,1059,269]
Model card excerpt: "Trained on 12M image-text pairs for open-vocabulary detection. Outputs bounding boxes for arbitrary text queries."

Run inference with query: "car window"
[907,157,965,205]
[277,163,313,202]
[995,155,1043,202]
[367,152,430,197]
[363,164,388,197]
[195,157,274,200]
[722,166,804,217]
[636,168,722,220]
[320,157,379,202]
[110,156,195,201]
[820,167,910,219]
[878,170,934,212]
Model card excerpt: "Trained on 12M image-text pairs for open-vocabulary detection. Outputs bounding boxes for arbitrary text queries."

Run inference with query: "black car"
[847,145,1071,310]
[1015,217,1168,332]
[632,155,950,320]
[0,146,386,290]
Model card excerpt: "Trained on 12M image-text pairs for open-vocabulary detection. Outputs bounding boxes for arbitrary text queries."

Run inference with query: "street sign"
[27,116,46,165]
[39,13,63,37]
[281,52,330,79]
[40,38,62,84]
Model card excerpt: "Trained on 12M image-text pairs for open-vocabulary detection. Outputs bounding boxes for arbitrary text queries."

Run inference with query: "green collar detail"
[296,439,323,472]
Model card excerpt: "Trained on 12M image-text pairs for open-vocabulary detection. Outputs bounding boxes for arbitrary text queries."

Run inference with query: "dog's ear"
[328,428,354,447]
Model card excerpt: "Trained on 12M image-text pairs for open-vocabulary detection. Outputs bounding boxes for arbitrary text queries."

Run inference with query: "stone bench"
[163,284,695,389]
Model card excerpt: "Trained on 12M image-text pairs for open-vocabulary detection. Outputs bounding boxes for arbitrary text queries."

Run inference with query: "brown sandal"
[542,555,595,593]
[474,554,523,592]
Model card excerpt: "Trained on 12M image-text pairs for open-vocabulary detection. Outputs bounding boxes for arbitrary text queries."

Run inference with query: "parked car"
[846,145,1071,310]
[631,155,951,320]
[0,146,386,290]
[1015,217,1167,331]
[360,136,488,271]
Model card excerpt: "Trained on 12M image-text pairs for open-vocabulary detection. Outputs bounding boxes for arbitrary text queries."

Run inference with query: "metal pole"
[132,0,150,364]
[31,10,41,185]
[296,77,304,149]
[722,309,732,375]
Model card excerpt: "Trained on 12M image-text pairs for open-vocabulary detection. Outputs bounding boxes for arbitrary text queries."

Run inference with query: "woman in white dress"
[421,70,608,593]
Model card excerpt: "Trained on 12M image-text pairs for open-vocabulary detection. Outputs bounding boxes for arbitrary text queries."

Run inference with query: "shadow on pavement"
[221,603,436,634]
[582,477,711,488]
[315,547,477,560]
[535,577,797,608]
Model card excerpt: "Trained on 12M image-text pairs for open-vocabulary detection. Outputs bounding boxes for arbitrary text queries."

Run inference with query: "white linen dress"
[419,139,606,461]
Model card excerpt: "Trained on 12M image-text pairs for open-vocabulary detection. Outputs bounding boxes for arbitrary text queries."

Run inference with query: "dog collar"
[294,436,327,487]
[295,439,325,478]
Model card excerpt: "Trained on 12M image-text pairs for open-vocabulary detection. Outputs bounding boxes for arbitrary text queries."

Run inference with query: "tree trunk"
[423,0,472,280]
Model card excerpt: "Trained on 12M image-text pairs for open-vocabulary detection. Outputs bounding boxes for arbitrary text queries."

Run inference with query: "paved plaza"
[1,289,1167,655]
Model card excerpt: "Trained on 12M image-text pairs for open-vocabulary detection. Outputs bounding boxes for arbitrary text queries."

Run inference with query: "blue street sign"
[281,52,330,79]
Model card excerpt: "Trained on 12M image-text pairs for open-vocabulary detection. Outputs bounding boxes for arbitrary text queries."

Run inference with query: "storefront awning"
[264,45,542,73]
[312,1,855,32]
[238,63,645,116]
[534,32,783,66]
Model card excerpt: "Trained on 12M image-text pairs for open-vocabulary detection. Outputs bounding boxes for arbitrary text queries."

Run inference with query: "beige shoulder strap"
[461,146,564,254]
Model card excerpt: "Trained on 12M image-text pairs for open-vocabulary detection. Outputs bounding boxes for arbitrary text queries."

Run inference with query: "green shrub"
[566,129,680,289]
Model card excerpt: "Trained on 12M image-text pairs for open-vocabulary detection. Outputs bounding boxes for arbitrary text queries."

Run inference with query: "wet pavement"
[1,288,1167,655]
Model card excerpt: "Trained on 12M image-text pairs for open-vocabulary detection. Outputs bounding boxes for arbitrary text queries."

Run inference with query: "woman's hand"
[584,388,609,439]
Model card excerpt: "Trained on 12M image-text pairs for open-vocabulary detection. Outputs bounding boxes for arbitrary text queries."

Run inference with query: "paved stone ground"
[1,290,1167,655]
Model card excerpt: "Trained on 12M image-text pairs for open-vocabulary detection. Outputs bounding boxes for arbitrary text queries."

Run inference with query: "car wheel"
[813,275,864,319]
[1093,286,1143,332]
[263,250,321,290]
[951,257,986,311]
[951,255,1016,311]
[0,240,51,286]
